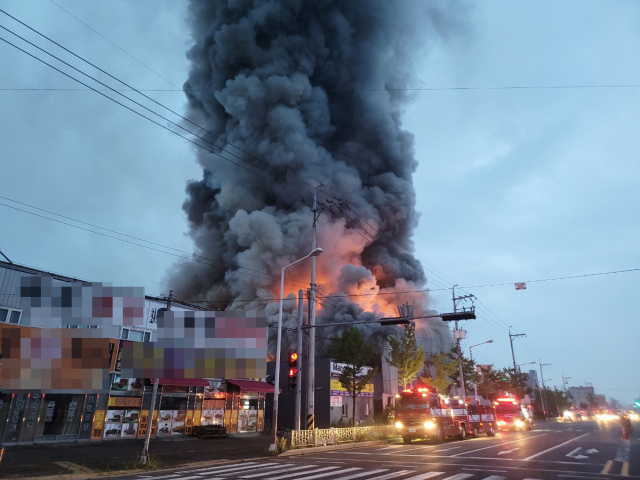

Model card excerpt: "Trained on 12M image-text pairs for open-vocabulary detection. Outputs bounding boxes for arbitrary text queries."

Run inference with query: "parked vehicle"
[494,397,533,431]
[394,387,475,444]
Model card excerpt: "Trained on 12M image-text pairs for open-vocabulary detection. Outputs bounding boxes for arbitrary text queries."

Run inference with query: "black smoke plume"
[167,0,468,357]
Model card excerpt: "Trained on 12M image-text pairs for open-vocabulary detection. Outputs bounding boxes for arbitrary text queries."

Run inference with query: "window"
[9,311,20,324]
[342,404,348,417]
[128,330,144,341]
[0,308,21,324]
[364,403,370,417]
[144,331,151,342]
[121,328,129,339]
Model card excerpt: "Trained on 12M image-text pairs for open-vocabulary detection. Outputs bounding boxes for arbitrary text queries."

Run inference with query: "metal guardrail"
[290,425,398,449]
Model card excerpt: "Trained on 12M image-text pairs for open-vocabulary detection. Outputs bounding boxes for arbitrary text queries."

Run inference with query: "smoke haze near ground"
[167,0,468,356]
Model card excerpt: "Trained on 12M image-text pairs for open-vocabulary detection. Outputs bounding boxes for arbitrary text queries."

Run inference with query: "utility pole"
[508,327,526,373]
[307,186,341,430]
[539,360,550,418]
[562,373,571,392]
[295,290,304,431]
[452,286,475,399]
[141,290,171,465]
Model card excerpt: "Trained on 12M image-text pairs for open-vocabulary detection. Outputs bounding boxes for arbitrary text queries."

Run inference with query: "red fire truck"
[465,397,497,437]
[493,396,534,431]
[394,387,477,443]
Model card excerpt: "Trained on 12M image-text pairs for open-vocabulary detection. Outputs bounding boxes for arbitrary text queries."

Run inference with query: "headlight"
[424,421,435,429]
[497,420,506,426]
[395,421,403,429]
[515,420,525,427]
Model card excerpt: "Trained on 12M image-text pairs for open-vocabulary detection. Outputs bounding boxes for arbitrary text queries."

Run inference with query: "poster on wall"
[185,411,193,435]
[157,410,173,435]
[104,409,124,438]
[172,410,186,435]
[18,393,44,444]
[121,422,138,437]
[137,410,149,438]
[79,394,98,441]
[92,410,106,440]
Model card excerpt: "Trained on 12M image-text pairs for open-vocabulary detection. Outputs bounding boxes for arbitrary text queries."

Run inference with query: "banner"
[108,396,142,408]
[330,378,373,397]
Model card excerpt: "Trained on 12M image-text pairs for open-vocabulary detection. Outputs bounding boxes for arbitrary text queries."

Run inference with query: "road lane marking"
[524,432,590,460]
[331,469,388,479]
[462,468,508,474]
[135,475,179,480]
[286,467,360,480]
[177,461,260,473]
[497,448,519,455]
[401,472,445,480]
[441,474,473,480]
[239,465,318,478]
[479,476,505,480]
[194,463,284,476]
[601,460,613,474]
[622,462,630,476]
[432,446,461,453]
[267,466,342,480]
[450,433,547,456]
[367,471,413,480]
[384,445,437,454]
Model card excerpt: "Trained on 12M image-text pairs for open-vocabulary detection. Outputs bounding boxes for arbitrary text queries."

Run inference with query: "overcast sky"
[1,0,638,405]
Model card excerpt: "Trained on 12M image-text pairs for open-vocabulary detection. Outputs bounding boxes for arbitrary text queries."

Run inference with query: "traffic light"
[288,352,298,392]
[380,318,411,326]
[440,311,476,322]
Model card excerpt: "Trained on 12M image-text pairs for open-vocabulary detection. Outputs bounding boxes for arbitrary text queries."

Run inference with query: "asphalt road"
[112,420,639,480]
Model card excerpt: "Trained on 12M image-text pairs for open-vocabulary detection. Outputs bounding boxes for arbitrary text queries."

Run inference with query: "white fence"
[290,425,398,449]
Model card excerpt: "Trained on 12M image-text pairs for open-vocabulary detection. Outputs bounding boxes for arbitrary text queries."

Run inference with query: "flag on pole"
[515,282,526,290]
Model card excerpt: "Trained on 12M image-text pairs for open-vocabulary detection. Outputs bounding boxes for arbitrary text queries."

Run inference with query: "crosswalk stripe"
[330,469,387,480]
[401,472,445,480]
[366,471,413,480]
[290,467,360,480]
[442,475,473,480]
[522,478,542,480]
[480,476,505,480]
[136,475,179,480]
[267,466,341,480]
[177,461,260,474]
[184,463,283,476]
[239,465,318,478]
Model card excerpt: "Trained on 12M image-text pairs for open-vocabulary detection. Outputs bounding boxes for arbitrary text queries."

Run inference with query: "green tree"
[386,323,426,388]
[475,366,503,399]
[420,348,458,394]
[498,368,531,398]
[544,387,572,416]
[328,327,378,427]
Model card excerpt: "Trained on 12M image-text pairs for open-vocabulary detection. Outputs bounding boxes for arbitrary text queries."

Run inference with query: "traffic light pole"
[295,289,303,431]
[539,360,550,417]
[508,327,526,373]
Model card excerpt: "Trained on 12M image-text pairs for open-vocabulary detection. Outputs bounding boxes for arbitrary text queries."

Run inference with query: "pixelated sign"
[1,325,110,393]
[120,310,266,379]
[19,276,144,331]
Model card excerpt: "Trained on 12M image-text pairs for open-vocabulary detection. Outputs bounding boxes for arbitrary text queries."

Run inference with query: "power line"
[4,83,640,92]
[47,0,179,89]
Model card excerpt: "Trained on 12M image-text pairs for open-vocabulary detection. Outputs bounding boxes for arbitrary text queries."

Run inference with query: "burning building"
[167,0,467,356]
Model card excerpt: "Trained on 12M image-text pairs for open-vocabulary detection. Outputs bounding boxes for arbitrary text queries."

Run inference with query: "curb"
[280,439,394,456]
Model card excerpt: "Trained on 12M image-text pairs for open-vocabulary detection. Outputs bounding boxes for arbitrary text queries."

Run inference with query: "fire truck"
[465,397,497,437]
[493,396,534,431]
[394,388,495,443]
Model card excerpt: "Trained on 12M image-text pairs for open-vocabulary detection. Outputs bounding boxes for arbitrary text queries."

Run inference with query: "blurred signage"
[515,282,526,290]
[330,361,373,376]
[330,396,343,407]
[107,396,142,408]
[330,379,373,397]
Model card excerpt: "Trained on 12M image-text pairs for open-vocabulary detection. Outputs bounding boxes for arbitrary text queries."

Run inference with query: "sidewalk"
[0,433,272,479]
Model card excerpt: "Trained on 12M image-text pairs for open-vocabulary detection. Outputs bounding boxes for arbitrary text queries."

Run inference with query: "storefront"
[224,379,272,434]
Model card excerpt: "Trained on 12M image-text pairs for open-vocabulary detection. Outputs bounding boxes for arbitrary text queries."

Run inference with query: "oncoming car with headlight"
[394,387,494,443]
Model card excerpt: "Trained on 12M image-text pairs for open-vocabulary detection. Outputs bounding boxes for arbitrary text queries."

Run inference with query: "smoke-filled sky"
[0,0,639,404]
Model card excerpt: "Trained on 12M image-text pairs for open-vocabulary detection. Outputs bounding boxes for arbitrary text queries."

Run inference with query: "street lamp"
[469,340,493,398]
[269,247,323,452]
[516,361,536,373]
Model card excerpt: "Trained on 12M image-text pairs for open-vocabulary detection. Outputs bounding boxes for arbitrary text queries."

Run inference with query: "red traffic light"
[289,368,298,377]
[290,353,298,362]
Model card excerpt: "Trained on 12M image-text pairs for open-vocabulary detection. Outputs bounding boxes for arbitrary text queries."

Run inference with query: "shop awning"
[226,379,276,393]
[151,378,210,387]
